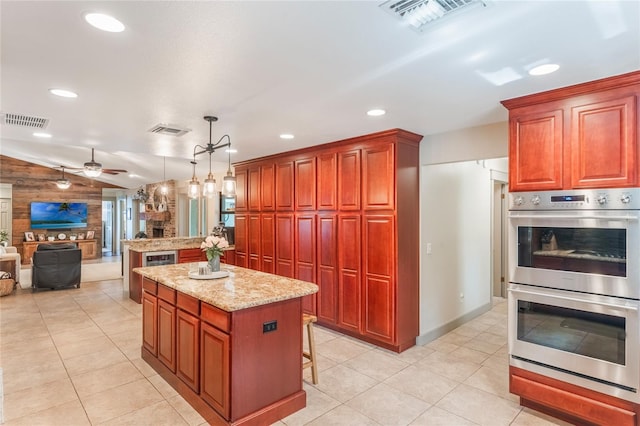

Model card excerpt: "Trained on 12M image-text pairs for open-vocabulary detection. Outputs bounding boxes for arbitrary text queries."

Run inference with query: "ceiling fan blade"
[102,169,128,175]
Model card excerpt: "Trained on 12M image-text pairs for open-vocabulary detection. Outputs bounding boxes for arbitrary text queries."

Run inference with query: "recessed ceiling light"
[84,12,125,33]
[49,88,78,98]
[33,132,52,138]
[225,148,238,153]
[367,109,386,117]
[279,134,295,140]
[529,64,560,76]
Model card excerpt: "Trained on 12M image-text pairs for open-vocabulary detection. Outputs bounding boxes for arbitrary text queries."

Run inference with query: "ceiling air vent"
[2,113,50,129]
[380,0,487,32]
[148,123,191,137]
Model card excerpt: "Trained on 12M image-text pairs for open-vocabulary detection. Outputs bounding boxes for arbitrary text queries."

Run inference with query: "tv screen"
[30,202,88,230]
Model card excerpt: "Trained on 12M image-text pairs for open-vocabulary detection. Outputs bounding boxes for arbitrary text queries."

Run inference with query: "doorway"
[102,200,114,256]
[492,182,508,297]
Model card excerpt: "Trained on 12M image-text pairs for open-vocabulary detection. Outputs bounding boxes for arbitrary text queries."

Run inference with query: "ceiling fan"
[66,148,128,177]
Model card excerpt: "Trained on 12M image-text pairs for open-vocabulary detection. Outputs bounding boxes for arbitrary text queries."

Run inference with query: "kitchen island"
[133,263,318,425]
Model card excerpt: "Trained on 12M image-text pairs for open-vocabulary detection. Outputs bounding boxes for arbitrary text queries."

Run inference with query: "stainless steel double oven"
[508,188,640,403]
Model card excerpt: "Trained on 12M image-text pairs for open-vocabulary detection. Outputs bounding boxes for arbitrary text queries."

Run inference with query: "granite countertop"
[124,237,234,252]
[533,250,626,264]
[133,263,318,312]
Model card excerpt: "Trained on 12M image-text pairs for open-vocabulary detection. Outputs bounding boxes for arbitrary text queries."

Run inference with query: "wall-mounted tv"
[30,202,88,230]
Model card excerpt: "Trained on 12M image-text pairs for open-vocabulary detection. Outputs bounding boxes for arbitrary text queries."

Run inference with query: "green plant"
[0,230,8,243]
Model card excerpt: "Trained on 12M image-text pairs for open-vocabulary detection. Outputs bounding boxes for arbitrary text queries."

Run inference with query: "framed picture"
[24,231,35,242]
[77,233,85,240]
[86,230,95,239]
[37,233,46,242]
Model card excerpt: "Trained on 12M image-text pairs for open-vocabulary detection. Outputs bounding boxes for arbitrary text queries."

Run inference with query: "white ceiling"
[1,1,639,189]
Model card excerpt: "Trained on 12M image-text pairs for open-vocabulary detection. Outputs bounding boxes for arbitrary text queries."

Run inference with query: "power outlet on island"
[263,320,277,333]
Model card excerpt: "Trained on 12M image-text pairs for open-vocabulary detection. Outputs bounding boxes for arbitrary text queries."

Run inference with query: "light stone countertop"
[124,236,234,252]
[133,263,318,312]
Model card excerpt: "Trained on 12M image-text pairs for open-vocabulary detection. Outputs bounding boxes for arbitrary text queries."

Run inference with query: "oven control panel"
[509,188,640,210]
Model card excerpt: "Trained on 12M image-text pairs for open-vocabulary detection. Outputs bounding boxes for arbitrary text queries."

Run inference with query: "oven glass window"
[517,227,626,277]
[517,301,625,365]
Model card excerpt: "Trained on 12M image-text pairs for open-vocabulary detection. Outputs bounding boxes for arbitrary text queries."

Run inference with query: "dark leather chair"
[32,243,82,290]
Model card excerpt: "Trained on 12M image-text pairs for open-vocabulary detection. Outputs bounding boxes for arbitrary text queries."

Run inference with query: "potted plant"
[0,230,8,247]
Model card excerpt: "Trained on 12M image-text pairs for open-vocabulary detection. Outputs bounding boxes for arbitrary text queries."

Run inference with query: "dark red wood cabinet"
[502,71,640,192]
[231,129,421,352]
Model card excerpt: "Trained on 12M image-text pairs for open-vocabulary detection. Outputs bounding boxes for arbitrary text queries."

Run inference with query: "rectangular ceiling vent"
[380,0,487,32]
[148,123,191,137]
[2,113,50,129]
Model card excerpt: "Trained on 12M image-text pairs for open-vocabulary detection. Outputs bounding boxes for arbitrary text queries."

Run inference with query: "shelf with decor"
[22,239,97,264]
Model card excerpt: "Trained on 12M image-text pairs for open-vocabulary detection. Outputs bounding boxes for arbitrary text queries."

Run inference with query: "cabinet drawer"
[201,303,230,333]
[142,277,157,295]
[158,283,176,304]
[177,292,200,316]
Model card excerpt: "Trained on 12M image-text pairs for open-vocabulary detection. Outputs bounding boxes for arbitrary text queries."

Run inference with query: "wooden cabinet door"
[129,252,143,303]
[317,214,337,324]
[362,143,395,210]
[508,108,564,192]
[142,291,158,356]
[295,214,316,314]
[234,169,248,212]
[338,214,361,333]
[317,152,337,211]
[363,215,395,343]
[78,240,97,258]
[261,163,275,211]
[176,309,200,392]
[178,248,206,263]
[275,214,294,278]
[338,149,360,211]
[275,161,294,211]
[201,322,230,420]
[158,299,176,372]
[570,94,637,188]
[261,213,275,273]
[234,214,248,268]
[295,157,316,210]
[248,167,261,211]
[248,214,261,271]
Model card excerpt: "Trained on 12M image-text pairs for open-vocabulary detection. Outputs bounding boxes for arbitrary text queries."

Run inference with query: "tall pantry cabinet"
[232,129,422,352]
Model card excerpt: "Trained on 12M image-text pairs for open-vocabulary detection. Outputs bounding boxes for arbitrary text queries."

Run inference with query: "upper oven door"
[509,210,639,299]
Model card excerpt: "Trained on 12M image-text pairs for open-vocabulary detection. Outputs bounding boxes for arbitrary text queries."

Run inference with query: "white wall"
[417,122,509,343]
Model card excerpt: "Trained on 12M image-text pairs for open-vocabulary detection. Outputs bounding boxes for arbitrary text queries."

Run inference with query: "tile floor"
[0,264,571,425]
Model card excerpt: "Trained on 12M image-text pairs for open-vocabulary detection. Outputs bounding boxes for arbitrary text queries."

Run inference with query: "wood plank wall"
[0,155,122,259]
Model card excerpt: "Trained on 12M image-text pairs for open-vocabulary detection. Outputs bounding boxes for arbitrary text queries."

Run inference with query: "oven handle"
[508,214,638,221]
[509,288,639,312]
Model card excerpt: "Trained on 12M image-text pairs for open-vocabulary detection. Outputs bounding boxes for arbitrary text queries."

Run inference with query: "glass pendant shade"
[222,173,236,197]
[56,179,71,189]
[203,173,216,198]
[83,164,102,177]
[188,177,200,199]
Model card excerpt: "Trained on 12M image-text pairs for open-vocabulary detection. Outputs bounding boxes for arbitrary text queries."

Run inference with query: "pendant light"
[222,148,237,197]
[202,151,216,198]
[56,167,71,189]
[160,156,168,195]
[188,157,200,199]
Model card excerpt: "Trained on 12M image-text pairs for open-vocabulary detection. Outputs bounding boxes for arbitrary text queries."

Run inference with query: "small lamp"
[221,148,236,197]
[188,159,200,199]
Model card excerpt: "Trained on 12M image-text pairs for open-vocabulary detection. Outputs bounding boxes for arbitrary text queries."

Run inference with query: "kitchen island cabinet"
[134,263,318,426]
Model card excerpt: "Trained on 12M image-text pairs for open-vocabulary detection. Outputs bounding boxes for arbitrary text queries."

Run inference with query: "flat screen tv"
[30,202,88,230]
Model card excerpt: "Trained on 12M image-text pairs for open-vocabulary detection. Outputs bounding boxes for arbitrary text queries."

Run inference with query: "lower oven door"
[508,283,640,402]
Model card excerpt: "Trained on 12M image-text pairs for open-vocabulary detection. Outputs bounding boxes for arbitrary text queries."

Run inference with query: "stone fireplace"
[143,180,176,238]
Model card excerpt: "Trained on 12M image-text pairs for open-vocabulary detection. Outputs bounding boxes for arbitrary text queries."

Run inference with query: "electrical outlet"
[263,320,277,333]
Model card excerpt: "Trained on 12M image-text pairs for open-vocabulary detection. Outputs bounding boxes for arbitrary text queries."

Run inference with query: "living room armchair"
[0,246,21,285]
[32,243,82,290]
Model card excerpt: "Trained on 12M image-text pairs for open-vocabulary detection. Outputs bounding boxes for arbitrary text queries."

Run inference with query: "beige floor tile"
[55,334,118,360]
[148,373,180,399]
[384,365,459,405]
[435,384,522,426]
[80,378,164,424]
[3,377,78,422]
[0,324,51,345]
[49,324,106,346]
[71,360,144,399]
[383,343,435,364]
[2,399,90,426]
[424,338,459,354]
[439,331,473,346]
[511,408,574,426]
[462,335,503,355]
[346,382,430,426]
[417,351,482,382]
[305,404,379,425]
[343,349,409,381]
[311,364,378,403]
[450,346,491,364]
[0,335,55,361]
[316,336,372,363]
[2,357,69,394]
[99,400,189,425]
[166,394,207,426]
[63,345,128,377]
[481,351,509,374]
[1,346,61,370]
[281,383,341,426]
[464,365,518,402]
[410,405,478,426]
[130,357,158,377]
